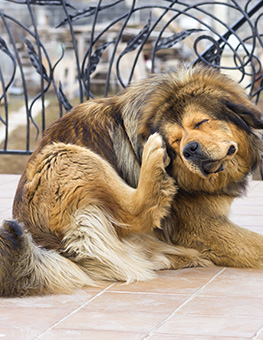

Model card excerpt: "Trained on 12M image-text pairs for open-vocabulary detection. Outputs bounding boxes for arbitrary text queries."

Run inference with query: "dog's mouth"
[186,158,226,178]
[201,160,224,177]
[181,142,237,178]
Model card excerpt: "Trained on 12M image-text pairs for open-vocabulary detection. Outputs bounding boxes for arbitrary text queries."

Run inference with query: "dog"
[1,66,263,296]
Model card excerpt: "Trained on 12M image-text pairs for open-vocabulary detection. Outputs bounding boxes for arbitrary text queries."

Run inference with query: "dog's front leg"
[167,215,263,269]
[200,220,263,268]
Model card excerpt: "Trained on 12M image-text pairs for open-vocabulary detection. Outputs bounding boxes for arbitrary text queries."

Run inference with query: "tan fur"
[1,65,263,296]
[0,220,95,296]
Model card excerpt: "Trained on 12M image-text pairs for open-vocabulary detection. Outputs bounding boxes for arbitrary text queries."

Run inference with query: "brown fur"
[1,65,263,296]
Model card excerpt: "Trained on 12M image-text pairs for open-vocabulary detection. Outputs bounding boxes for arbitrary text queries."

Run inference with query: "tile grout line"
[33,282,117,339]
[142,266,227,340]
[252,324,263,339]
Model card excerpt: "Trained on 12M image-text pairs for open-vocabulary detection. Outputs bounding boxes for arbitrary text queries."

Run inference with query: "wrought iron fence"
[0,0,263,164]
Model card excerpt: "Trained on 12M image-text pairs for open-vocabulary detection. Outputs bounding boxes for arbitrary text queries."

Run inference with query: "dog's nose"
[227,144,236,156]
[183,142,200,159]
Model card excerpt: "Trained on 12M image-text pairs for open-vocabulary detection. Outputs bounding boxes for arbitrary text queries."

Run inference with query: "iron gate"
[0,0,263,157]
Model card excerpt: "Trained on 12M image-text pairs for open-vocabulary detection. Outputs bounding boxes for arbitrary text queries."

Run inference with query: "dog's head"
[138,66,263,194]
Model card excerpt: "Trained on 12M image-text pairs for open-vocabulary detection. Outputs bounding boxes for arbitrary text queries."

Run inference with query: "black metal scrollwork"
[0,0,263,158]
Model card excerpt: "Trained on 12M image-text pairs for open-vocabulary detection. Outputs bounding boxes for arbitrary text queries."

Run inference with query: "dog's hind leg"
[13,134,178,288]
[62,212,213,284]
[128,233,214,271]
[106,132,177,236]
[131,133,177,231]
[30,133,176,238]
[61,207,158,283]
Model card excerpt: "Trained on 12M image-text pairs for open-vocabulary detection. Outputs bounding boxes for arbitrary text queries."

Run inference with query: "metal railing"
[0,0,263,157]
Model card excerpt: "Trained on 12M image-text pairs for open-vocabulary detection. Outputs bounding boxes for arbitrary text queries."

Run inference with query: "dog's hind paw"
[0,220,24,254]
[2,220,23,237]
[142,133,171,170]
[138,133,177,230]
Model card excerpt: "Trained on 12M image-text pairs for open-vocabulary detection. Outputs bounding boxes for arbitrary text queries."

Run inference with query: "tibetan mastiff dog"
[1,66,263,296]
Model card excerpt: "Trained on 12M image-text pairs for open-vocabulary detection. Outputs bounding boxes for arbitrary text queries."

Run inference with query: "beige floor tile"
[54,310,169,333]
[0,185,20,197]
[82,282,115,292]
[0,327,40,340]
[110,277,210,295]
[0,290,98,309]
[83,292,189,313]
[242,226,263,234]
[232,196,263,206]
[230,205,263,214]
[110,268,223,294]
[197,274,263,298]
[0,189,18,199]
[38,329,146,340]
[150,335,249,340]
[228,214,263,226]
[177,295,263,317]
[255,328,263,339]
[220,267,263,280]
[0,208,12,219]
[0,174,20,185]
[247,186,263,198]
[0,198,14,209]
[246,180,262,190]
[0,308,73,337]
[154,314,263,337]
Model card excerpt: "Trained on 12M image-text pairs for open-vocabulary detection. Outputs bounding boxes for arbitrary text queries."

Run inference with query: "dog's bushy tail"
[0,220,94,297]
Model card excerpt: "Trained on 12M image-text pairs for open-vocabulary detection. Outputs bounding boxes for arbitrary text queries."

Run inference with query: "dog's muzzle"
[183,141,236,176]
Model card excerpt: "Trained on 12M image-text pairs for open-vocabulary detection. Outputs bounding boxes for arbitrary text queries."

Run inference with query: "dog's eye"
[172,138,181,144]
[195,119,209,129]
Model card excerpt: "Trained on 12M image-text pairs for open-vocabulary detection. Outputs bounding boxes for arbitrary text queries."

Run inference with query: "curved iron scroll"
[0,0,263,159]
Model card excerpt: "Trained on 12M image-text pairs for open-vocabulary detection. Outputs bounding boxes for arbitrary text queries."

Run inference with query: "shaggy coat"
[1,66,263,296]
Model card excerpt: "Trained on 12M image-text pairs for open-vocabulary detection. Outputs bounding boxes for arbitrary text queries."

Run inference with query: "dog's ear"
[225,100,263,130]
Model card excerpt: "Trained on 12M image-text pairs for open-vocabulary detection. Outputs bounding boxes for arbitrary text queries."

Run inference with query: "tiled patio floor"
[0,175,263,340]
